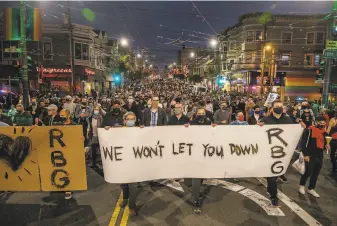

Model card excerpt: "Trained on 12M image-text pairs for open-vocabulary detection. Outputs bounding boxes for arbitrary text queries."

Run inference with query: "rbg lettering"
[49,129,70,189]
[266,128,288,175]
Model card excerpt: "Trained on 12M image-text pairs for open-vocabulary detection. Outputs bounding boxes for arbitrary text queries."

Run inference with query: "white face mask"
[94,110,99,115]
[128,99,134,104]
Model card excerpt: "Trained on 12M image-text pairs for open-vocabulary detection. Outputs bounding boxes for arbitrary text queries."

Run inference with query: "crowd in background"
[0,77,337,215]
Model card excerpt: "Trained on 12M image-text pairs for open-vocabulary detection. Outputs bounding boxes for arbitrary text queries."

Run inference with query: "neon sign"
[36,67,72,73]
[85,68,95,75]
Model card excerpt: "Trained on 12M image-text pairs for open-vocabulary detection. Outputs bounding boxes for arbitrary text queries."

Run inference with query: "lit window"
[314,54,321,65]
[255,31,263,41]
[281,54,290,65]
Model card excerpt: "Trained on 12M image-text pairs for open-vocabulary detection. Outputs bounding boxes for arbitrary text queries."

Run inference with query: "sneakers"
[193,201,202,214]
[298,186,305,195]
[120,199,128,208]
[308,189,320,198]
[65,192,72,200]
[271,198,281,208]
[278,175,288,183]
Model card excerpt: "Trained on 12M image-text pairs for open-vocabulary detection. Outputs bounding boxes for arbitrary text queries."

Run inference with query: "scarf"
[309,126,326,149]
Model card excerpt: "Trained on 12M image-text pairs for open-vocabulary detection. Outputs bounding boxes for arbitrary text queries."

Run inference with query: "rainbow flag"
[4,8,41,41]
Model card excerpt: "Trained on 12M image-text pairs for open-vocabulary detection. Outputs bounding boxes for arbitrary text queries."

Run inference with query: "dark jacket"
[101,111,124,127]
[0,114,12,125]
[301,128,328,158]
[13,111,33,126]
[190,118,212,125]
[141,107,167,127]
[261,113,294,125]
[35,107,48,125]
[43,114,65,126]
[248,114,264,125]
[168,114,190,125]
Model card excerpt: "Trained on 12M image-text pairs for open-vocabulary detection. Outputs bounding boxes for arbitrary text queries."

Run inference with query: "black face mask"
[171,105,175,109]
[255,111,260,114]
[273,107,283,114]
[113,108,120,115]
[206,101,211,104]
[302,106,308,109]
[82,102,87,106]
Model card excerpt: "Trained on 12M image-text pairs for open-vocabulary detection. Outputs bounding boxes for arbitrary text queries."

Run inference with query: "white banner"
[98,125,303,183]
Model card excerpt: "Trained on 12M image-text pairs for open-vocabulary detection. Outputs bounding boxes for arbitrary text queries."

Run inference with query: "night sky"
[1,1,333,68]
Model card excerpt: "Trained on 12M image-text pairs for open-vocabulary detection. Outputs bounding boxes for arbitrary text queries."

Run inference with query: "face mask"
[32,102,36,106]
[273,107,283,114]
[255,111,260,114]
[238,115,245,121]
[112,108,121,115]
[302,106,308,109]
[174,108,182,115]
[66,99,71,102]
[196,115,206,121]
[126,120,135,127]
[206,101,211,104]
[59,117,67,123]
[221,106,226,110]
[171,105,175,109]
[82,102,87,106]
[128,99,134,104]
[94,110,99,115]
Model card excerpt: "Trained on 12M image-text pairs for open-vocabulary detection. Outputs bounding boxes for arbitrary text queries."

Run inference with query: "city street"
[1,154,337,226]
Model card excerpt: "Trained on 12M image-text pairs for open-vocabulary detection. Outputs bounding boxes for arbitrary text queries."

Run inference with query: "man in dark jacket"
[43,104,64,126]
[299,115,329,198]
[248,105,264,125]
[13,104,33,126]
[168,103,190,125]
[260,99,294,207]
[101,100,124,128]
[141,95,167,127]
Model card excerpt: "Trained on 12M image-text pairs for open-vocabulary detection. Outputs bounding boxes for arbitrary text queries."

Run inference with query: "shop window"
[304,54,314,66]
[316,32,324,44]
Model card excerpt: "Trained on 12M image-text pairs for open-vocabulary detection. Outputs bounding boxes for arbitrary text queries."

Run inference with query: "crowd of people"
[0,77,336,216]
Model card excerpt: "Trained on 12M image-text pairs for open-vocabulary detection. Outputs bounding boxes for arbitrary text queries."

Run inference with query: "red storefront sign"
[85,68,95,75]
[36,67,72,74]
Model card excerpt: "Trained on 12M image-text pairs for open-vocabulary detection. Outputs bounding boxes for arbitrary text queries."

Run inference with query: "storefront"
[37,66,72,93]
[74,66,108,94]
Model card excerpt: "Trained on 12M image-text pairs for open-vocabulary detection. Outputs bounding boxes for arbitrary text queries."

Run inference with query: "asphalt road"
[1,154,337,226]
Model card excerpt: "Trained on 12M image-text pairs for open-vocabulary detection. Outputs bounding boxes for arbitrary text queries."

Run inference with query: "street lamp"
[210,38,218,47]
[120,38,128,47]
[145,59,148,63]
[173,62,176,66]
[190,52,195,58]
[137,53,142,58]
[150,64,153,68]
[265,45,272,51]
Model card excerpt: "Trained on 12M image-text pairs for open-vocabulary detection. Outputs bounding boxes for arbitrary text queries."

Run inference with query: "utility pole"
[67,1,75,94]
[322,4,337,107]
[20,1,29,108]
[260,24,267,95]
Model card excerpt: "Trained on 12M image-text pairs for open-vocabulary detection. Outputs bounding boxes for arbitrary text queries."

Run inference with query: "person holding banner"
[260,99,294,207]
[119,111,139,216]
[327,115,337,172]
[187,107,216,214]
[299,116,329,197]
[88,105,104,168]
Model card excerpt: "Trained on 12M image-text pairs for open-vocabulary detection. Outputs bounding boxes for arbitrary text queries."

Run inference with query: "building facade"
[220,13,327,100]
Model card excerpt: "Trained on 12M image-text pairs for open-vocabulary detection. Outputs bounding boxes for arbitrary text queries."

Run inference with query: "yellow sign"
[0,126,87,191]
[326,40,337,50]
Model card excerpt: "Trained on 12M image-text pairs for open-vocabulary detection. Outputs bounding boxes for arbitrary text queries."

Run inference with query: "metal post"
[67,1,75,94]
[322,11,335,107]
[20,1,29,108]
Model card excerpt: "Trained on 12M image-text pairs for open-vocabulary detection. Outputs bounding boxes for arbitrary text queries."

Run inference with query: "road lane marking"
[256,178,323,226]
[204,179,285,216]
[120,205,130,226]
[109,192,123,226]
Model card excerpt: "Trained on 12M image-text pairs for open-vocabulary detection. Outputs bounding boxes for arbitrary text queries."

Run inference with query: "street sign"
[323,49,337,59]
[326,40,337,49]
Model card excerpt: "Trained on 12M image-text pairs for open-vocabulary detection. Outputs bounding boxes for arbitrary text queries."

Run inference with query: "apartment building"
[220,12,327,100]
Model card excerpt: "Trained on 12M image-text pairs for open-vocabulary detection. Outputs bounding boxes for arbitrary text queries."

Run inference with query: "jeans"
[267,177,277,199]
[120,183,137,209]
[192,179,204,203]
[300,157,323,190]
[91,142,99,165]
[330,143,337,170]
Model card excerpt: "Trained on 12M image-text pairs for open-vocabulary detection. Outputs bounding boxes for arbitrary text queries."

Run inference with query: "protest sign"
[98,125,303,183]
[0,126,87,191]
[264,93,279,107]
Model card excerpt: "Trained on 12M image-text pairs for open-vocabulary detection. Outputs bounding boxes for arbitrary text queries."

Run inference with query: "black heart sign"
[0,134,32,171]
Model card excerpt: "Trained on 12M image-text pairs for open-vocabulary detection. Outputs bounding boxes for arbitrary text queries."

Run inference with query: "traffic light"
[216,76,225,87]
[316,61,325,81]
